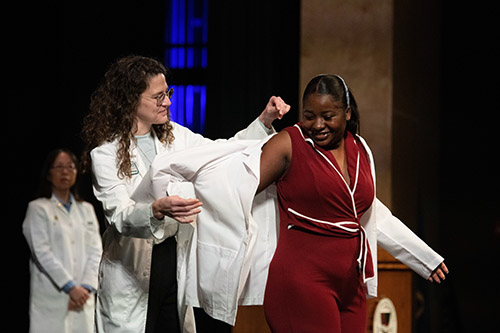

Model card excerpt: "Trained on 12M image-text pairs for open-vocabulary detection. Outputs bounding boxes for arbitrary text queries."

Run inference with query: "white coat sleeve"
[230,118,275,140]
[375,198,444,279]
[79,202,103,290]
[91,144,168,239]
[174,118,274,149]
[22,201,73,289]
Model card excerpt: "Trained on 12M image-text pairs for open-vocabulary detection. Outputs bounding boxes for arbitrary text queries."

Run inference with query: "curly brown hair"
[81,55,175,179]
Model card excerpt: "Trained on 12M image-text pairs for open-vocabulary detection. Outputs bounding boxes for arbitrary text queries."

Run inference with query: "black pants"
[193,307,231,333]
[145,236,180,333]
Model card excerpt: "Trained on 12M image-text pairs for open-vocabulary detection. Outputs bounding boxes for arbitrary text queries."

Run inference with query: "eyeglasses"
[52,165,77,172]
[142,88,174,106]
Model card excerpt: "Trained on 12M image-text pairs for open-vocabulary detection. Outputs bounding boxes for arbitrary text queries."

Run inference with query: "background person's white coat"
[22,196,102,333]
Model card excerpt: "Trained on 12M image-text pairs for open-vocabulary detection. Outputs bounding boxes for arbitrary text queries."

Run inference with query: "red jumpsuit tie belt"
[287,208,374,283]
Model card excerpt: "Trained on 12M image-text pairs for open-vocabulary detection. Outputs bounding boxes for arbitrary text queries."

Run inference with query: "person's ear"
[346,106,351,121]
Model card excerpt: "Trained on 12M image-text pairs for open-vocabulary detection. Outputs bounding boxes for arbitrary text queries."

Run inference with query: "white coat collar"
[51,193,74,214]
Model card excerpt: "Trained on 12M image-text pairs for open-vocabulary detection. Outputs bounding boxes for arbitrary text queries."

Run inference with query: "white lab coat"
[133,138,279,326]
[22,196,102,333]
[90,118,273,333]
[136,134,444,325]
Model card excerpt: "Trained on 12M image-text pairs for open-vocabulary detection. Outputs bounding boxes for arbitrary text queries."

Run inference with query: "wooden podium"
[232,247,412,333]
[232,305,270,333]
[366,247,413,333]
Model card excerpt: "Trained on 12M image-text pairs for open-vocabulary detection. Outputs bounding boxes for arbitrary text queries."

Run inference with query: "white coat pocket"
[196,240,240,317]
[98,258,141,323]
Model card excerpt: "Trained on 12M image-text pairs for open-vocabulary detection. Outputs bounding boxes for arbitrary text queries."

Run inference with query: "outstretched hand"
[428,262,449,283]
[152,195,203,223]
[259,96,291,128]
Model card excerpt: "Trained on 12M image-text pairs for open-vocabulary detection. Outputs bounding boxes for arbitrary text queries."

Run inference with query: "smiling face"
[301,93,351,150]
[135,73,171,135]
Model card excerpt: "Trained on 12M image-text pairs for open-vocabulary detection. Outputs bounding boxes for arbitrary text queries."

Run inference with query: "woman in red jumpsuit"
[257,74,448,332]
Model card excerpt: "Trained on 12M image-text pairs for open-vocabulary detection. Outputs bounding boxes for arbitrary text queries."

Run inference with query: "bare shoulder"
[262,129,292,159]
[258,129,293,193]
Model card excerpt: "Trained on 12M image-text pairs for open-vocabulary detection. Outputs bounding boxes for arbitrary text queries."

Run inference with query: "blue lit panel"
[165,47,206,69]
[165,0,208,134]
[165,0,208,69]
[169,85,206,134]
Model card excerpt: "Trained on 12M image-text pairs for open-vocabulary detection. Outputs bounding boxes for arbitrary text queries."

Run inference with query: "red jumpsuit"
[264,124,375,332]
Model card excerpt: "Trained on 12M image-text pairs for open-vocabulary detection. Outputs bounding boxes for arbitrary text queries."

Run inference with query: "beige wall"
[300,2,442,331]
[300,0,394,206]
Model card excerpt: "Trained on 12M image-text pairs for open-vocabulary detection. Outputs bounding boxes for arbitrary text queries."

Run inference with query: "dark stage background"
[8,1,498,332]
[10,1,299,331]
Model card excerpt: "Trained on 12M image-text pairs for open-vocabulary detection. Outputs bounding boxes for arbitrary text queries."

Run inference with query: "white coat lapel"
[154,132,168,154]
[51,195,70,217]
[130,143,148,178]
[131,131,165,178]
[241,136,274,181]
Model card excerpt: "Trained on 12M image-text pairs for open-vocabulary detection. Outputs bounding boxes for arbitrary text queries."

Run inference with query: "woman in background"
[22,148,102,333]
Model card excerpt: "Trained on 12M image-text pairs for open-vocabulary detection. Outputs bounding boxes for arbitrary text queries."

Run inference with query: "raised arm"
[257,130,292,193]
[259,96,291,128]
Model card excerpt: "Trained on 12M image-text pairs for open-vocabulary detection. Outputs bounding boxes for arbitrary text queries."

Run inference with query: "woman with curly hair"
[81,55,289,333]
